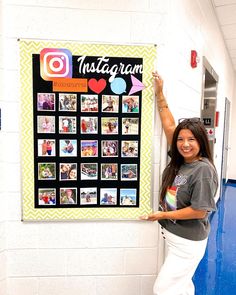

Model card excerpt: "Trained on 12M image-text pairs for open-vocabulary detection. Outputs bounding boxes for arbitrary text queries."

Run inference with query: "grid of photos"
[34,76,141,209]
[35,91,141,208]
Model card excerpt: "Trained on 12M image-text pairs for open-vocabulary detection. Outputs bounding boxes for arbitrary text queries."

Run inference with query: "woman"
[68,165,77,180]
[141,71,218,295]
[41,139,47,156]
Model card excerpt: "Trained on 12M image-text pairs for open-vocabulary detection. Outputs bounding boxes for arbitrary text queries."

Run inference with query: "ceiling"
[211,0,236,72]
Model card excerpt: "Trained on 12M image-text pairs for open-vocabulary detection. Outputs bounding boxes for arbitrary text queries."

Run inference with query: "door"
[201,57,218,157]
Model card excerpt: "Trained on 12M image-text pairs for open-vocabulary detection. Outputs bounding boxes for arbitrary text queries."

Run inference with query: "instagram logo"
[40,48,72,80]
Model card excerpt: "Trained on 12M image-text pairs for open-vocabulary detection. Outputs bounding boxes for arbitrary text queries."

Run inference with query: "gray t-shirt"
[159,158,218,241]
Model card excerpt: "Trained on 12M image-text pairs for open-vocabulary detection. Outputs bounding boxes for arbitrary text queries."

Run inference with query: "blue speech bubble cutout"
[110,77,126,95]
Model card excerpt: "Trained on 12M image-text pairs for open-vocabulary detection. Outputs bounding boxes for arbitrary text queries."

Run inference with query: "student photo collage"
[35,92,141,208]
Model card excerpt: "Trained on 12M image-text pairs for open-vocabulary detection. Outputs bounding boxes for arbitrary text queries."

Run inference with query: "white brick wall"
[0,0,235,295]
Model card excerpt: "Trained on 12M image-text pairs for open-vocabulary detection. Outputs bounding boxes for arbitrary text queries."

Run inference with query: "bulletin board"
[19,39,156,221]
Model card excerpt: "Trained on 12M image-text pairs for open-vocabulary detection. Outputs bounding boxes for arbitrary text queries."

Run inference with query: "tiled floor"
[193,182,236,295]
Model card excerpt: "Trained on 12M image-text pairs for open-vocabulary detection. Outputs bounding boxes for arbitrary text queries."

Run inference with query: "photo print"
[121,164,138,181]
[100,188,117,205]
[59,140,77,157]
[80,187,97,205]
[81,94,98,112]
[101,117,118,135]
[101,140,118,157]
[38,139,56,157]
[37,93,55,111]
[101,163,118,180]
[102,95,119,113]
[80,163,98,180]
[37,116,55,133]
[122,95,139,113]
[121,141,138,157]
[120,188,137,206]
[80,117,98,134]
[60,188,77,205]
[60,163,77,181]
[81,140,98,157]
[59,116,76,134]
[38,162,56,180]
[122,118,139,135]
[59,93,77,111]
[38,188,56,205]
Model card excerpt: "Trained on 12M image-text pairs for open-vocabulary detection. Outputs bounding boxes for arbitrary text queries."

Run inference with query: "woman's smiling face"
[176,129,200,163]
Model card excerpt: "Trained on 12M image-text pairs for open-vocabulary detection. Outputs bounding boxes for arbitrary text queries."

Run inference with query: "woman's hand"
[152,71,164,97]
[139,211,164,221]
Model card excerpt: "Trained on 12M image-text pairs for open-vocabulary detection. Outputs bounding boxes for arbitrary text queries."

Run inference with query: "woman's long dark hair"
[160,119,214,202]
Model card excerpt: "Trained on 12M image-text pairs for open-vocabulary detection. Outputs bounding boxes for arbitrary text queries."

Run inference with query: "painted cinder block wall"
[0,0,235,295]
[0,0,7,294]
[228,82,236,179]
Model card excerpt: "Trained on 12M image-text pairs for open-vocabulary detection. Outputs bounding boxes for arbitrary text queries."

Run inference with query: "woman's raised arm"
[152,71,176,145]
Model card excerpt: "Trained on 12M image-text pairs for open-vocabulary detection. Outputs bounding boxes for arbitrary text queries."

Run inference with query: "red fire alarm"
[191,50,198,68]
[215,111,219,127]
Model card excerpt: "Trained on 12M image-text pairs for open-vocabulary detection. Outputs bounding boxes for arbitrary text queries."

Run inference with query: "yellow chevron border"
[19,40,157,221]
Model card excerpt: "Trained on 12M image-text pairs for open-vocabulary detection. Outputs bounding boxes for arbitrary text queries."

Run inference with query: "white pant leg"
[153,228,208,295]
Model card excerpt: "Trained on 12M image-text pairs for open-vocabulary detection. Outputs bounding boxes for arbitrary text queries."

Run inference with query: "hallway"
[194,182,236,295]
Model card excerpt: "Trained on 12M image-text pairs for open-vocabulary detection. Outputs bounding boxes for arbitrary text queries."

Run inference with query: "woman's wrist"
[157,101,168,109]
[158,211,166,219]
[156,92,167,104]
[156,96,168,111]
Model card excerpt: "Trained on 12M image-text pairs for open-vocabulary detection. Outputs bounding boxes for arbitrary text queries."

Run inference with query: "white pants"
[153,227,208,295]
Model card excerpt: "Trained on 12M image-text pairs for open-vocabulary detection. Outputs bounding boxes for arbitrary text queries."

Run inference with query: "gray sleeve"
[190,166,218,211]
